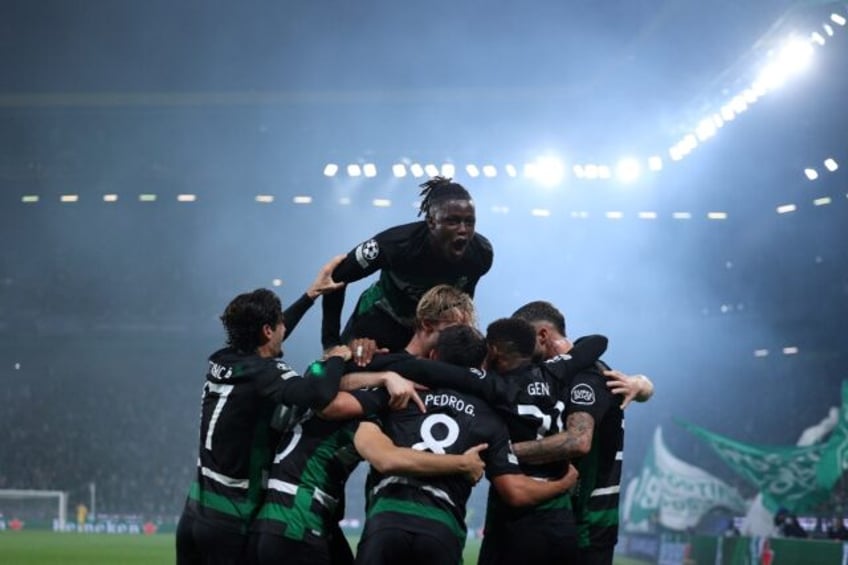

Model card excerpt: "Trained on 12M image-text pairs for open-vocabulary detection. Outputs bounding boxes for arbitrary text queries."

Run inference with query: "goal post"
[0,489,67,529]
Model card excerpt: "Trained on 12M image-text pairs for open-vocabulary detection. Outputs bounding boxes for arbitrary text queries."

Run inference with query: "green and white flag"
[623,427,748,532]
[817,380,848,490]
[679,421,831,513]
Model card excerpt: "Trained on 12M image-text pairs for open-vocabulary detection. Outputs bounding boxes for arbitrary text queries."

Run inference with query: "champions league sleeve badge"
[355,239,380,268]
[570,383,596,405]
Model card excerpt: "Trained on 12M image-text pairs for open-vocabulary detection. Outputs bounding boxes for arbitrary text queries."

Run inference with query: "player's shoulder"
[569,363,613,402]
[470,232,494,262]
[374,221,427,242]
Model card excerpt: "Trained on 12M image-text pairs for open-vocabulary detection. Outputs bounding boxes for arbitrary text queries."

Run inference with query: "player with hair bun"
[321,176,493,353]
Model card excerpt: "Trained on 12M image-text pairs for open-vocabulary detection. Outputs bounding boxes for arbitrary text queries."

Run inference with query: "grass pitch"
[0,531,652,564]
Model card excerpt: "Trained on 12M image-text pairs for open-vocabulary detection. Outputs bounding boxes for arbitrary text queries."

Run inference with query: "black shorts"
[342,307,413,353]
[576,545,614,565]
[251,531,331,565]
[176,511,247,565]
[478,511,578,565]
[354,526,462,565]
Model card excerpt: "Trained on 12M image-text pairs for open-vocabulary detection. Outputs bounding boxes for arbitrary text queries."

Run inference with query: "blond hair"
[415,284,476,329]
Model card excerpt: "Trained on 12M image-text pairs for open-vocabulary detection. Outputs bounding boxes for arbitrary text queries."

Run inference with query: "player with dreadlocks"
[321,176,493,352]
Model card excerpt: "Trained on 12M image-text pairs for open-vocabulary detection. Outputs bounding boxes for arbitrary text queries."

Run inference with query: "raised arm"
[354,421,486,484]
[283,255,346,340]
[321,238,386,349]
[491,464,579,507]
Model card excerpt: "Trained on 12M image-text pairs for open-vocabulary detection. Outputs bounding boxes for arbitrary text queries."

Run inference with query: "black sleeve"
[256,356,346,410]
[379,357,500,404]
[542,334,608,384]
[320,236,387,349]
[282,293,314,341]
[349,388,390,417]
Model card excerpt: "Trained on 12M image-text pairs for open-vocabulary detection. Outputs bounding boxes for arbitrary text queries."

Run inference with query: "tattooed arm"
[511,412,595,465]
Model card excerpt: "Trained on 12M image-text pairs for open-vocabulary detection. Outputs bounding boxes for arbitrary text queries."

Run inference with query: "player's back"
[365,386,515,542]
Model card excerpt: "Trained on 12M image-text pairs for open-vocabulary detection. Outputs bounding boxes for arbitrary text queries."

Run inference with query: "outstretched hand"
[307,254,347,299]
[604,370,653,409]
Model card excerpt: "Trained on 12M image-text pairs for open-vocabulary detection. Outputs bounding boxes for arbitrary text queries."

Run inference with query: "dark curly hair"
[486,317,537,359]
[511,300,567,337]
[434,324,487,368]
[220,289,284,353]
[417,176,472,219]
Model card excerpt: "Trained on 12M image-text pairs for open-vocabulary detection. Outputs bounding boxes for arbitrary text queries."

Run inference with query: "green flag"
[817,380,848,490]
[624,427,748,531]
[679,420,830,514]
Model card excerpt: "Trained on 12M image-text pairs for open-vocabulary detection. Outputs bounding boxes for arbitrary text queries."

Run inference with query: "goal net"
[0,489,67,530]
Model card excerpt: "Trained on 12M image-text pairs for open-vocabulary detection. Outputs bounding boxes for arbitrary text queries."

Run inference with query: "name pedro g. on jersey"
[364,387,519,543]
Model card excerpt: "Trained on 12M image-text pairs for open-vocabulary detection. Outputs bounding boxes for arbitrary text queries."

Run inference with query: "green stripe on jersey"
[188,481,254,521]
[255,493,325,540]
[368,497,466,541]
[536,492,572,511]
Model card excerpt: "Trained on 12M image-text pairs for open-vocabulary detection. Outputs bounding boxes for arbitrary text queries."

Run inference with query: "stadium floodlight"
[272,278,283,287]
[615,158,641,183]
[490,205,510,214]
[424,164,439,177]
[138,194,157,202]
[823,24,834,37]
[638,211,658,219]
[293,196,312,204]
[347,164,362,177]
[696,119,717,141]
[598,165,612,180]
[753,349,769,358]
[103,194,118,202]
[804,168,819,180]
[465,164,480,178]
[323,163,339,177]
[811,32,826,46]
[813,197,831,206]
[707,211,727,220]
[255,194,274,203]
[60,194,79,203]
[824,158,839,172]
[780,38,815,71]
[573,164,586,179]
[742,88,759,104]
[672,212,692,220]
[339,196,351,205]
[531,156,566,188]
[482,165,497,178]
[177,194,196,202]
[782,346,799,355]
[21,195,39,203]
[712,113,725,129]
[584,164,599,179]
[720,104,736,121]
[441,163,456,178]
[531,208,551,217]
[669,146,684,161]
[605,211,623,219]
[832,13,847,26]
[776,203,797,214]
[730,95,748,114]
[392,163,407,178]
[372,198,391,207]
[409,163,425,178]
[504,164,517,177]
[682,134,698,152]
[648,156,663,171]
[363,163,377,178]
